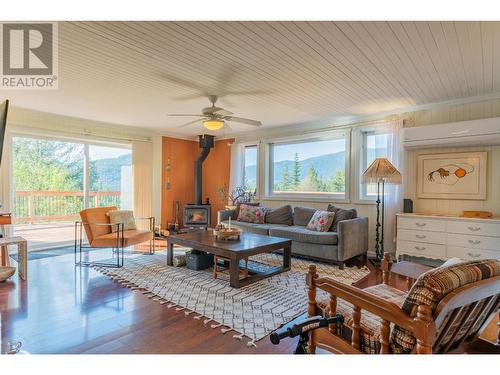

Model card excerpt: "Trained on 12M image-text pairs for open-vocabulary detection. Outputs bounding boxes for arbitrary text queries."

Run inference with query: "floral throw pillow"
[306,210,335,232]
[237,204,266,224]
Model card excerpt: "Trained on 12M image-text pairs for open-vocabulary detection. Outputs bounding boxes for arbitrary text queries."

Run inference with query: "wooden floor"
[0,249,498,354]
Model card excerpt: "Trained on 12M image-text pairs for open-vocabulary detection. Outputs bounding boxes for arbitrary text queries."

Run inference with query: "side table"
[0,236,28,280]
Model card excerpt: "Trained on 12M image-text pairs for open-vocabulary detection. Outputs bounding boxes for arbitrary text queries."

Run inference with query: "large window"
[243,145,258,192]
[269,136,347,198]
[360,131,393,199]
[11,135,133,250]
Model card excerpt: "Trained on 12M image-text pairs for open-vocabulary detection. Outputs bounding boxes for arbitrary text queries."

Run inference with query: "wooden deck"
[12,222,76,250]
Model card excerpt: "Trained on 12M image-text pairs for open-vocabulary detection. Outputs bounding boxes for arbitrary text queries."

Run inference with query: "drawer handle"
[415,222,426,227]
[415,246,426,251]
[467,252,481,258]
[468,239,481,245]
[467,226,481,232]
[415,234,426,239]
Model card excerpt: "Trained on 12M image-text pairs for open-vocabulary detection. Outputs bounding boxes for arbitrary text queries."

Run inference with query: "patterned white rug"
[94,252,369,347]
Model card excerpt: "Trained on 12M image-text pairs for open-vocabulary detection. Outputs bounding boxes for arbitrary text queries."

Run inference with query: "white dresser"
[396,213,500,261]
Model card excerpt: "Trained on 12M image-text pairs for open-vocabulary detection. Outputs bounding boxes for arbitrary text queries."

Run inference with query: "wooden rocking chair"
[306,255,500,354]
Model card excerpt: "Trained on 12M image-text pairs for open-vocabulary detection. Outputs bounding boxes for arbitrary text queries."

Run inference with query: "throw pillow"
[107,210,137,232]
[293,206,318,226]
[237,204,266,224]
[306,210,335,232]
[232,202,260,220]
[265,204,293,225]
[327,204,357,232]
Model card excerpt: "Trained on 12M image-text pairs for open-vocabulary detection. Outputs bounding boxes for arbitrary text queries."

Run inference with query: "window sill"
[261,194,350,204]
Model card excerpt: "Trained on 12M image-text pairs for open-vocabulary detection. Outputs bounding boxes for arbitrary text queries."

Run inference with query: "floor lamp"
[362,158,402,262]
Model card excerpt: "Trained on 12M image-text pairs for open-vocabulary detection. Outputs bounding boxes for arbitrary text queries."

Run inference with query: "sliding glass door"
[88,145,132,210]
[11,136,133,250]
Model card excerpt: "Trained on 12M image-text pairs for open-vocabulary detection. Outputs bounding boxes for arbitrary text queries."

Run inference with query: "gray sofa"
[219,205,368,269]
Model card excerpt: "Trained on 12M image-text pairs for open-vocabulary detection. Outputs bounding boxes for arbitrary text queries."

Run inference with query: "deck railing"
[13,191,121,223]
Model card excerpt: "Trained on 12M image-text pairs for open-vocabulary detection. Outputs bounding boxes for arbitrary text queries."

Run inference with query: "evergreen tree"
[325,170,345,193]
[281,165,292,190]
[292,152,301,188]
[298,166,323,192]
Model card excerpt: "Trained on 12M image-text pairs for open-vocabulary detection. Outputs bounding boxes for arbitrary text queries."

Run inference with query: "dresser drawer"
[447,246,500,261]
[446,220,500,237]
[398,229,446,245]
[446,234,500,251]
[398,217,446,232]
[397,240,446,258]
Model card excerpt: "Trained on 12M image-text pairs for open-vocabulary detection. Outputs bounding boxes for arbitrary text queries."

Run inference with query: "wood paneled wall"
[161,136,233,229]
[402,97,500,217]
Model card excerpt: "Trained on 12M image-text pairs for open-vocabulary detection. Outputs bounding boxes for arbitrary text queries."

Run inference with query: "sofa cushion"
[293,206,318,226]
[269,226,338,245]
[232,202,260,220]
[391,258,500,354]
[265,204,293,225]
[237,204,266,224]
[306,210,335,232]
[222,220,287,235]
[327,205,357,232]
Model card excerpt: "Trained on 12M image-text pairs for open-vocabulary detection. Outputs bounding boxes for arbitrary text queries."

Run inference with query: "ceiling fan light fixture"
[203,119,224,130]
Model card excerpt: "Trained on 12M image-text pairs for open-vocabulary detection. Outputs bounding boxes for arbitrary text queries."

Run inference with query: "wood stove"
[183,134,214,229]
[183,204,211,228]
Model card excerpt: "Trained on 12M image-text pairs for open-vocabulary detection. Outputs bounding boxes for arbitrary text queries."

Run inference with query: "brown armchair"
[306,255,500,354]
[75,206,155,268]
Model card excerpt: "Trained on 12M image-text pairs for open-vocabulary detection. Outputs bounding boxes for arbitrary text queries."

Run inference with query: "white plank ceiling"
[2,21,500,135]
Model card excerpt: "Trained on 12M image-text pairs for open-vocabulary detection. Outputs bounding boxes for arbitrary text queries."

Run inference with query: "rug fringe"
[203,319,212,325]
[185,310,194,316]
[246,340,257,348]
[233,333,244,341]
[210,323,222,329]
[221,327,233,334]
[193,315,203,320]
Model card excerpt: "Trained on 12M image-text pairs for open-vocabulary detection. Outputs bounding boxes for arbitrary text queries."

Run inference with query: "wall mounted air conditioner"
[403,116,500,149]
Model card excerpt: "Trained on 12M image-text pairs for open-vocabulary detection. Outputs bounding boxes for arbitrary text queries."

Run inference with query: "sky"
[273,138,346,164]
[89,145,131,160]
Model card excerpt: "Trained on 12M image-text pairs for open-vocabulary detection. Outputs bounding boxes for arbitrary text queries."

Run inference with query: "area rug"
[93,253,369,347]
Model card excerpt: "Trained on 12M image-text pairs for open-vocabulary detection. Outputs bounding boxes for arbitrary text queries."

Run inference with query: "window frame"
[353,126,394,203]
[241,143,259,194]
[264,130,350,203]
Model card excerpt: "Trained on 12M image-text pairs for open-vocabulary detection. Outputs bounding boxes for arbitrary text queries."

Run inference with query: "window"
[243,145,258,192]
[360,131,393,199]
[268,136,347,199]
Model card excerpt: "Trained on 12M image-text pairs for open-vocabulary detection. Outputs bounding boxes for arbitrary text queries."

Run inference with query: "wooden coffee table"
[166,231,292,288]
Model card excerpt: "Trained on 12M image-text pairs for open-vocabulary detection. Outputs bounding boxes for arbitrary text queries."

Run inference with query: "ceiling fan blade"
[213,108,233,116]
[157,72,209,93]
[225,116,262,127]
[177,118,203,128]
[224,123,233,131]
[168,114,205,117]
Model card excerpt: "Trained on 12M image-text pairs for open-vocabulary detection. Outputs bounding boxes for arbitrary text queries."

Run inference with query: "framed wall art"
[417,151,487,200]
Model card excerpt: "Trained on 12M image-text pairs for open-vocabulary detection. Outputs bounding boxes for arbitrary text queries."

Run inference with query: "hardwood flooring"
[0,249,498,354]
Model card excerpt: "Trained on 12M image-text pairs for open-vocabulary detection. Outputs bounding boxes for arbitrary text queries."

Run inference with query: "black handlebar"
[270,314,344,345]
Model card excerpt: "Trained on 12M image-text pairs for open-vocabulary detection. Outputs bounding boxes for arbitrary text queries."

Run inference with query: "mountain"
[244,151,345,187]
[90,153,132,191]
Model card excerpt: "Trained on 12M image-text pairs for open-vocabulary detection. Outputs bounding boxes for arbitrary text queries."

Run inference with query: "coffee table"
[166,231,292,288]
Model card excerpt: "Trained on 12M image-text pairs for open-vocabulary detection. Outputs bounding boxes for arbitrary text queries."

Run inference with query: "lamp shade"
[362,157,402,184]
[203,119,224,131]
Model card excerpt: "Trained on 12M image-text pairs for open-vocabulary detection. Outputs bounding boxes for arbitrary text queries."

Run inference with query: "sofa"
[219,205,368,268]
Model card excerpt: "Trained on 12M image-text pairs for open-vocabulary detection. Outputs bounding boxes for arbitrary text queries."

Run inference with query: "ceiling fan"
[168,95,262,131]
